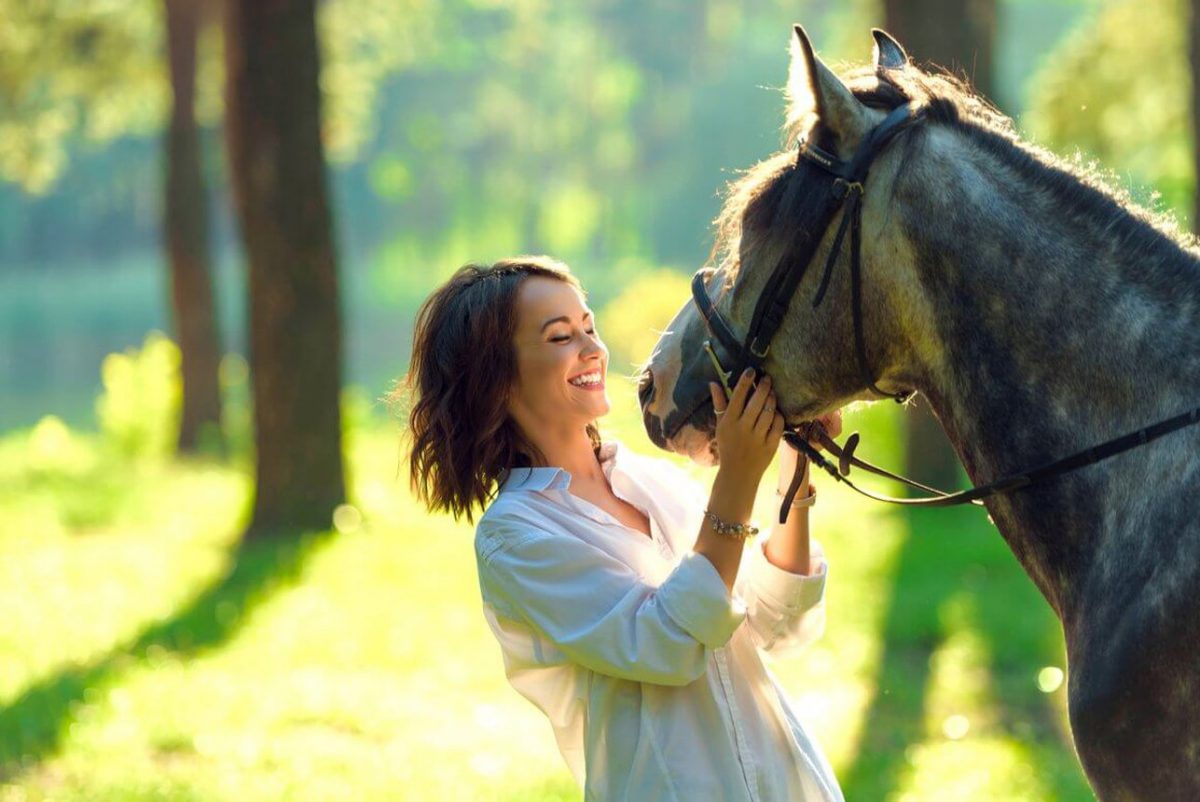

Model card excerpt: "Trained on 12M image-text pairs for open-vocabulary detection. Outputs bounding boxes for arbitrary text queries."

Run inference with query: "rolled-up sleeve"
[735,537,828,659]
[477,518,747,687]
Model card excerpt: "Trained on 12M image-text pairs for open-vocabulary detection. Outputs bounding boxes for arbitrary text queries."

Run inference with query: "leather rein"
[691,102,1200,523]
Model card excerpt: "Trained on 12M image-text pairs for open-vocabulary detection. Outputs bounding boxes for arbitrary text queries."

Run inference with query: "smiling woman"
[505,272,612,466]
[398,255,849,800]
[398,256,603,522]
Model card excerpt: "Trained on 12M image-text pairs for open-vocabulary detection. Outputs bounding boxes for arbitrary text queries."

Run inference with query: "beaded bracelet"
[703,509,760,540]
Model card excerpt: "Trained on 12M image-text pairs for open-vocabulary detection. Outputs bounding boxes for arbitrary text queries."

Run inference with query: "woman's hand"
[709,368,785,487]
[696,370,785,591]
[777,409,842,491]
[812,409,843,441]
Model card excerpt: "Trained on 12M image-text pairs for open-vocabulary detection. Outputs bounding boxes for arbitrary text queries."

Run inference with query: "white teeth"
[569,372,602,387]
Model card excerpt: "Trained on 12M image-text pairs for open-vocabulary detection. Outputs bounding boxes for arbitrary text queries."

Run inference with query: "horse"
[638,24,1200,802]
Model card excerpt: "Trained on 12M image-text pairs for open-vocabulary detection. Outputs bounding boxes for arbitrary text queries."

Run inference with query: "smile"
[568,371,604,390]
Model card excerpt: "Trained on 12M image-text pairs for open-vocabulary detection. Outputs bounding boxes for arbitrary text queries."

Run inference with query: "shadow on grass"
[969,529,1096,800]
[0,526,335,780]
[841,504,1090,800]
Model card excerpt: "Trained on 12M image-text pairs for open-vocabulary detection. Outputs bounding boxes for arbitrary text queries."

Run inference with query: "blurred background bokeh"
[1,0,1192,799]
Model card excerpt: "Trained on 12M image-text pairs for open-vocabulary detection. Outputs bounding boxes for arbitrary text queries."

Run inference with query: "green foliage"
[364,0,876,317]
[1023,0,1192,222]
[318,0,443,162]
[538,183,603,256]
[95,331,181,461]
[0,0,436,194]
[596,266,693,375]
[0,416,126,533]
[0,0,165,192]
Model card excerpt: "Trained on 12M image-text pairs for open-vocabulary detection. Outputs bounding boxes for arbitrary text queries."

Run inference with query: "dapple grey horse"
[640,26,1200,802]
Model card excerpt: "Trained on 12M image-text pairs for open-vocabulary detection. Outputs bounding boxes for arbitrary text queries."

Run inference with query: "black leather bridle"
[693,103,920,408]
[692,102,1200,522]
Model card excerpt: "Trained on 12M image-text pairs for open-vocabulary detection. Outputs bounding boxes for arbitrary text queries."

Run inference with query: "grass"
[0,396,1095,801]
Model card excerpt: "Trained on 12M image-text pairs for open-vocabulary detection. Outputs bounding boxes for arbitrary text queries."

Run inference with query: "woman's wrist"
[710,467,759,523]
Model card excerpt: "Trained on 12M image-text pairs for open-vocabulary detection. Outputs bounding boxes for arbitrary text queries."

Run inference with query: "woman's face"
[507,276,610,433]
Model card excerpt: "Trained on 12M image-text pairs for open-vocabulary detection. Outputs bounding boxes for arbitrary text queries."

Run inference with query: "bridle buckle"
[832,178,864,200]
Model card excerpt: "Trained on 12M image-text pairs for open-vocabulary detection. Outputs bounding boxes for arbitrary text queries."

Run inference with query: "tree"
[1025,0,1190,222]
[164,0,223,452]
[0,0,225,449]
[883,0,997,493]
[223,0,346,534]
[883,0,996,104]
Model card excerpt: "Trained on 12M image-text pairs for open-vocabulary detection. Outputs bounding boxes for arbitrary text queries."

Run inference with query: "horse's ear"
[871,29,908,70]
[787,24,873,151]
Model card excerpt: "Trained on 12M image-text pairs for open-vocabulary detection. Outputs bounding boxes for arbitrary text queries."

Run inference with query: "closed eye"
[550,328,596,343]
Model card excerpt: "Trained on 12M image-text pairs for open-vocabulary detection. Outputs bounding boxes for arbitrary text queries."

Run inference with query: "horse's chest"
[1065,584,1200,800]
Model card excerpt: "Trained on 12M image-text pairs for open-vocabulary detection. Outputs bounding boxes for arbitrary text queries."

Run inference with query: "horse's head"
[640,25,957,464]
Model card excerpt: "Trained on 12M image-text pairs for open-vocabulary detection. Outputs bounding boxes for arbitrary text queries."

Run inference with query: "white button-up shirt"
[474,440,843,801]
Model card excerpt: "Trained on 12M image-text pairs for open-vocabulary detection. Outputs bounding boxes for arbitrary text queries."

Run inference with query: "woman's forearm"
[764,458,813,575]
[693,467,760,593]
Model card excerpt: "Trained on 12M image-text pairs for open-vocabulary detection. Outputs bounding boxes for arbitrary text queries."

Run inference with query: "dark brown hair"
[396,256,602,522]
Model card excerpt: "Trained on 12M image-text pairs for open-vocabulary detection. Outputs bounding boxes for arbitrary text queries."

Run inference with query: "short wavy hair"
[396,256,601,522]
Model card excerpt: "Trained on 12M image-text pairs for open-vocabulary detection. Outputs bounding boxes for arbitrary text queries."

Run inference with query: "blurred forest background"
[6,0,1193,437]
[2,0,1195,799]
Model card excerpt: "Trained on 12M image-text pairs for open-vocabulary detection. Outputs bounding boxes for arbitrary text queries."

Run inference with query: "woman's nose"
[582,335,604,358]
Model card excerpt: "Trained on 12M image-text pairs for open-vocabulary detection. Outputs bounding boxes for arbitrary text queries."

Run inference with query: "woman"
[404,255,843,801]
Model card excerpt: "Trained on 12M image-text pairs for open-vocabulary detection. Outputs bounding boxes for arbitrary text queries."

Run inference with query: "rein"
[691,102,1200,523]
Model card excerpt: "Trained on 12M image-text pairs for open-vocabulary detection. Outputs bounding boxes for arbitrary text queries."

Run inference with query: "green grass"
[0,397,1094,801]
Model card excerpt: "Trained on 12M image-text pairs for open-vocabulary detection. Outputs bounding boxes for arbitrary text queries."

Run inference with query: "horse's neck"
[904,158,1200,617]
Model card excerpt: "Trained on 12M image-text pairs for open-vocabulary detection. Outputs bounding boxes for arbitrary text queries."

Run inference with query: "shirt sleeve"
[638,455,829,660]
[476,515,747,687]
[734,536,828,660]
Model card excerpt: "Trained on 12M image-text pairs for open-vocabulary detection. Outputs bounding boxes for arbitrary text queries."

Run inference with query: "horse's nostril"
[638,369,655,407]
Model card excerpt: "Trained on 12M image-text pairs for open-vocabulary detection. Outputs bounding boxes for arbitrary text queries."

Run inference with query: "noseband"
[690,101,1200,520]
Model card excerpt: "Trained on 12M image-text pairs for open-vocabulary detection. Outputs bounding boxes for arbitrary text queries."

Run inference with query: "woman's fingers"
[822,410,843,439]
[709,382,728,415]
[806,410,844,450]
[726,368,755,419]
[767,411,786,447]
[753,389,778,438]
[743,374,771,427]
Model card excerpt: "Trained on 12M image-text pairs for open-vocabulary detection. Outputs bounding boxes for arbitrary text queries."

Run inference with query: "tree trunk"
[885,0,995,494]
[164,0,223,453]
[884,0,996,102]
[223,0,346,535]
[1190,0,1200,231]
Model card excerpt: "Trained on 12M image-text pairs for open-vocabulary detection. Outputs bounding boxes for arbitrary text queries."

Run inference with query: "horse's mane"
[712,63,1199,281]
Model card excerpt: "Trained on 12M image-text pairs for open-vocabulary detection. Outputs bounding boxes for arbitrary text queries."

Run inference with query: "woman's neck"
[525,426,605,485]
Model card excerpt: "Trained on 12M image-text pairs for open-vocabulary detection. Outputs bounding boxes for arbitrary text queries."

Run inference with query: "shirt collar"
[497,440,623,495]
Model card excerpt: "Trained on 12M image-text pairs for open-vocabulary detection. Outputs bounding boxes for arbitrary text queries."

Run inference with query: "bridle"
[693,103,920,409]
[691,101,1200,522]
